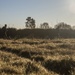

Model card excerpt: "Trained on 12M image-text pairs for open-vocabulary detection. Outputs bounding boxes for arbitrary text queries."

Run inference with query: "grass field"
[0,38,75,75]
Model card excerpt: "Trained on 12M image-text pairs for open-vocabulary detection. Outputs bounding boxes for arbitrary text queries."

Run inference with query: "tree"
[40,22,49,29]
[25,17,36,29]
[55,22,71,30]
[2,24,7,38]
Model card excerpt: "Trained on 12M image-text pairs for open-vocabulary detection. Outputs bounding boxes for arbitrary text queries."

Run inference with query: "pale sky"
[0,0,75,29]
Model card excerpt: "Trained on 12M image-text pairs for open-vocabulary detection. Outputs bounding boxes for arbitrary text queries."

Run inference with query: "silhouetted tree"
[25,17,36,29]
[55,22,71,30]
[40,22,49,29]
[2,24,7,38]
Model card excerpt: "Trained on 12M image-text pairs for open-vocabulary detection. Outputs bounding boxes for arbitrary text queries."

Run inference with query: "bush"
[43,59,75,75]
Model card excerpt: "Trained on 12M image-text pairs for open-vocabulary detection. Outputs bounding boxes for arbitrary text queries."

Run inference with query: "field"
[0,38,75,75]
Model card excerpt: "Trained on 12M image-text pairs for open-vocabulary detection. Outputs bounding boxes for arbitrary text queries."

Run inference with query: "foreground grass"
[0,38,75,75]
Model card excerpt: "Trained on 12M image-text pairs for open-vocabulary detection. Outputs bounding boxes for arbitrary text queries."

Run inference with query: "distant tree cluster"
[55,22,71,30]
[25,17,50,29]
[1,17,75,39]
[1,23,75,39]
[25,17,75,30]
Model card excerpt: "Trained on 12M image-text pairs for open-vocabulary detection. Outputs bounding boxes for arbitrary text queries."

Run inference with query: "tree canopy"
[55,22,71,30]
[40,22,49,29]
[25,17,36,29]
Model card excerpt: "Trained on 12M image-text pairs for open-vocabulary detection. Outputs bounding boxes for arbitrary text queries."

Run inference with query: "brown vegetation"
[0,38,75,75]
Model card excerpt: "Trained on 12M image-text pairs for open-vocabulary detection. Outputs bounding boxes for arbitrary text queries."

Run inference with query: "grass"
[43,58,75,75]
[0,38,75,75]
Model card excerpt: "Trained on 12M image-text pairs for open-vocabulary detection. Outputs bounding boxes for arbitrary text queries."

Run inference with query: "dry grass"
[0,38,75,75]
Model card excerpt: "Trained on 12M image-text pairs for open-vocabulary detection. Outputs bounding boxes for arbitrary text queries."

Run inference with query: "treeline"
[0,28,75,39]
[1,17,75,39]
[17,29,75,39]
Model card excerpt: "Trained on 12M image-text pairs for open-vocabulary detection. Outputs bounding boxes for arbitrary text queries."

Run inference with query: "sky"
[0,0,75,29]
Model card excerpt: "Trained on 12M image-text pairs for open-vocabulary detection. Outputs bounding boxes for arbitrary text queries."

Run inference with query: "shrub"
[43,58,75,75]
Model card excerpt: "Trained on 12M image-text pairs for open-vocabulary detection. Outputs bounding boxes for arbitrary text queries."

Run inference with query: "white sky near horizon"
[68,0,75,14]
[0,0,75,29]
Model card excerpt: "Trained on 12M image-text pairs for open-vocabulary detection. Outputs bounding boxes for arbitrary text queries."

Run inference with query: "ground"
[0,38,75,75]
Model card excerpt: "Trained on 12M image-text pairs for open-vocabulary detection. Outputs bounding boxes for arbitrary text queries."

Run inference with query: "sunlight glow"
[68,0,75,14]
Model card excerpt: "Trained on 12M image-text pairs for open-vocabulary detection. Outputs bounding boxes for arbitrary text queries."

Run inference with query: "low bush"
[43,58,75,75]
